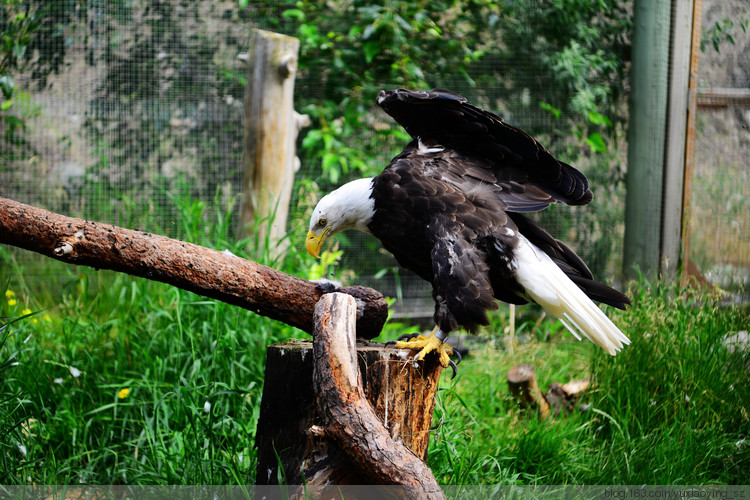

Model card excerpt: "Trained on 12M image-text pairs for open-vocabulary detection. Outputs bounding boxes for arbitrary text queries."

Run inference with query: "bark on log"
[0,197,387,338]
[239,29,308,254]
[506,363,550,418]
[255,293,444,497]
[545,378,590,417]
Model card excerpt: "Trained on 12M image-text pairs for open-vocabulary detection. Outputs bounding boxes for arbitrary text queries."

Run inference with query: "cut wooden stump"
[255,293,444,497]
[506,364,550,418]
[507,363,591,418]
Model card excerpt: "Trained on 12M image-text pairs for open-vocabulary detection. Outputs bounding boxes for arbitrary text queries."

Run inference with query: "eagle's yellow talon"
[394,329,453,368]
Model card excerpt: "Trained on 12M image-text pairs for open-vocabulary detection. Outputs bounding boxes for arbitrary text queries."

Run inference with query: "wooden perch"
[313,294,443,494]
[255,293,444,497]
[0,197,387,338]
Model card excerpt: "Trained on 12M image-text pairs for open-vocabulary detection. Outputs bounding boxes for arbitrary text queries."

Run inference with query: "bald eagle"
[307,89,629,368]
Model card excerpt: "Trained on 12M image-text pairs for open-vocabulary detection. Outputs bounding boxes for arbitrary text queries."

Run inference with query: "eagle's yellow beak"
[306,229,328,258]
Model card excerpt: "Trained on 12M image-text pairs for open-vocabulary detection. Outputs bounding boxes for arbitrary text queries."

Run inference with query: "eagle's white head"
[306,177,376,258]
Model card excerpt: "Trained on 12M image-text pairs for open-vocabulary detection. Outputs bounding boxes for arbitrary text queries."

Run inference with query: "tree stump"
[506,363,550,418]
[507,363,591,418]
[255,293,444,496]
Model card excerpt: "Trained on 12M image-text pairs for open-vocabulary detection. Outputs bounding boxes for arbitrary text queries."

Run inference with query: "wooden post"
[624,0,703,282]
[661,0,699,280]
[255,293,444,496]
[239,29,308,255]
[623,0,672,281]
[680,0,703,287]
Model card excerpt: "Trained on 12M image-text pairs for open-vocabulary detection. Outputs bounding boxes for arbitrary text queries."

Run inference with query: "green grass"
[1,195,748,486]
[688,157,750,291]
[428,282,749,485]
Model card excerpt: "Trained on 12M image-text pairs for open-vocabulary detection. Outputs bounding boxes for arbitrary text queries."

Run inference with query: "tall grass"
[428,281,749,485]
[1,191,748,485]
[0,189,304,484]
[586,281,749,484]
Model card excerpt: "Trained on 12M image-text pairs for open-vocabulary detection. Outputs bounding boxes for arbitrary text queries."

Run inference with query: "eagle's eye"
[317,217,328,228]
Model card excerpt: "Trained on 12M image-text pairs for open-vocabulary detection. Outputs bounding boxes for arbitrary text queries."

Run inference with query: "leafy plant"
[702,16,749,53]
[285,0,501,184]
[429,282,749,485]
[0,0,42,155]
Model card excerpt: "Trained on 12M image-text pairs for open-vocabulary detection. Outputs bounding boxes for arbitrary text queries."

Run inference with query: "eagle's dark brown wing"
[376,88,593,209]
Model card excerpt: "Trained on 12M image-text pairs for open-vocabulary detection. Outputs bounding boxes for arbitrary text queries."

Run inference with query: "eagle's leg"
[393,326,454,368]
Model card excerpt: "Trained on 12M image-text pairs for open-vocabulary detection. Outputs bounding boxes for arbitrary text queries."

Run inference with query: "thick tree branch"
[0,197,388,338]
[312,293,444,497]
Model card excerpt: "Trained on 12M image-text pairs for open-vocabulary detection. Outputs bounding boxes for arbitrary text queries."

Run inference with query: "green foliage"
[588,280,749,483]
[0,287,42,479]
[702,16,749,53]
[0,276,268,484]
[283,0,632,276]
[0,0,40,87]
[288,0,501,183]
[1,0,86,151]
[0,0,41,157]
[495,0,631,126]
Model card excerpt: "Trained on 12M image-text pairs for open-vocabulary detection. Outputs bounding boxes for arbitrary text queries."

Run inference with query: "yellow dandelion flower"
[7,298,17,307]
[21,307,36,322]
[118,388,130,399]
[4,290,15,299]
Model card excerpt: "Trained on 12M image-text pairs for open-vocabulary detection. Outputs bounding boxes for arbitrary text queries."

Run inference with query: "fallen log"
[255,293,444,497]
[545,378,591,417]
[0,196,388,338]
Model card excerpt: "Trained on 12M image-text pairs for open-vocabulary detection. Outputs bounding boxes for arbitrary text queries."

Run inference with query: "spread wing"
[376,88,593,210]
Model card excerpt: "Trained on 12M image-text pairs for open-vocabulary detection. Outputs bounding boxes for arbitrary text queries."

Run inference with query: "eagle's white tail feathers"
[511,236,630,355]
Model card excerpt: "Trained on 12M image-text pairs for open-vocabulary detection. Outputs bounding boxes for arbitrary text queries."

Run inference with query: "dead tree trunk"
[239,29,309,254]
[0,197,387,338]
[255,293,444,497]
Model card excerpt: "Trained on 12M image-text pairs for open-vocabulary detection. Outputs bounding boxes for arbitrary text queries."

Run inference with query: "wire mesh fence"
[689,0,750,300]
[1,0,746,317]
